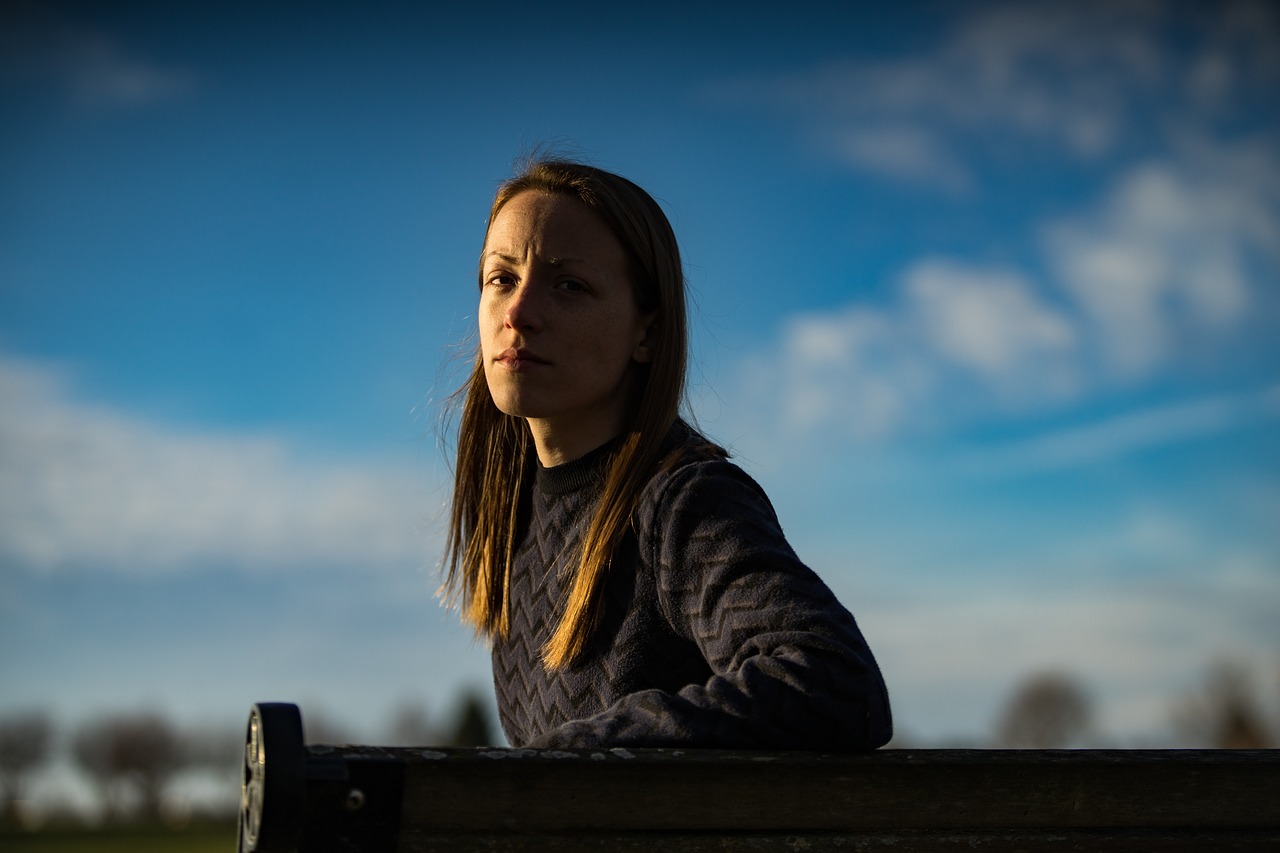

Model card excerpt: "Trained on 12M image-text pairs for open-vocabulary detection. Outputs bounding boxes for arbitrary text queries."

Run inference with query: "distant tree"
[1173,661,1274,749]
[73,713,187,823]
[385,702,436,747]
[179,723,245,820]
[995,672,1092,748]
[183,723,242,774]
[0,711,53,826]
[73,720,119,820]
[301,709,355,746]
[441,691,496,747]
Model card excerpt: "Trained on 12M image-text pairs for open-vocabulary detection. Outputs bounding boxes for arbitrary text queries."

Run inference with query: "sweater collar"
[535,437,619,496]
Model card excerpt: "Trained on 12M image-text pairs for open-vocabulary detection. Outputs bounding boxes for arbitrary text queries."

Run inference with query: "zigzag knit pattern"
[491,426,892,750]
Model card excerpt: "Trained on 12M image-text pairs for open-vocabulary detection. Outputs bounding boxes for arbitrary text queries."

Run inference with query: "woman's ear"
[632,311,659,364]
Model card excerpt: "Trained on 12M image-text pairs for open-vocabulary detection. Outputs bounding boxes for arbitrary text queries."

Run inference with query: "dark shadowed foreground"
[240,703,1279,852]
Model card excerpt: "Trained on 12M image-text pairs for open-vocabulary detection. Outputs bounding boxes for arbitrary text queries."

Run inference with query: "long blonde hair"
[443,158,689,668]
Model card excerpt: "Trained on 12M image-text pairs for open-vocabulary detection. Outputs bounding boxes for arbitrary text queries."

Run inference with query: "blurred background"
[2,0,1277,839]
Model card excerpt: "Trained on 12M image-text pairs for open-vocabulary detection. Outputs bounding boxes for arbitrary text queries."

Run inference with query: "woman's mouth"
[495,348,551,370]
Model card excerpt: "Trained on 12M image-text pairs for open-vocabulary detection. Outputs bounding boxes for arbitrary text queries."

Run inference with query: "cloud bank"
[1,8,197,110]
[715,1,1280,449]
[735,143,1280,445]
[0,355,442,574]
[858,560,1280,743]
[711,0,1279,186]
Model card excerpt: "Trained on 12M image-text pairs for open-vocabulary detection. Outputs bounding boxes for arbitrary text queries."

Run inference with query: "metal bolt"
[344,788,366,811]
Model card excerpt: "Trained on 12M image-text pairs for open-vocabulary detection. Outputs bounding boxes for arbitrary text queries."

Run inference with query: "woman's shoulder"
[655,420,735,481]
[637,421,774,524]
[659,420,729,469]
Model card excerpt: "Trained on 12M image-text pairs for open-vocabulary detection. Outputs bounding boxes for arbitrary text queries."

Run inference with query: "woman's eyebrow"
[484,251,593,269]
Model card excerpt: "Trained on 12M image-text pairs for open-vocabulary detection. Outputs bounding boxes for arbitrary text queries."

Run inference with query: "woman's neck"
[527,417,622,467]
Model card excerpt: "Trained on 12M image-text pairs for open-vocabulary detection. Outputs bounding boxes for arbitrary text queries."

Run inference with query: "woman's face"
[479,190,654,463]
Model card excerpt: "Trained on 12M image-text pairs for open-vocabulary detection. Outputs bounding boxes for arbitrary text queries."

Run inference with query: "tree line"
[0,689,496,830]
[891,659,1277,749]
[2,661,1275,830]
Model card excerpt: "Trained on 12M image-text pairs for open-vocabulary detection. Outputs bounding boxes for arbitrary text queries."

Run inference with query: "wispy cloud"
[709,0,1279,186]
[61,32,196,109]
[756,304,925,440]
[904,261,1077,387]
[828,125,974,193]
[704,1,1279,453]
[953,386,1280,476]
[857,560,1280,742]
[0,355,442,574]
[1044,141,1280,377]
[742,258,1080,441]
[727,137,1279,447]
[1035,136,1280,389]
[1,11,196,110]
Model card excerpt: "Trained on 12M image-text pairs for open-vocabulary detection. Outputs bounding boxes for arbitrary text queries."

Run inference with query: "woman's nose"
[504,282,544,332]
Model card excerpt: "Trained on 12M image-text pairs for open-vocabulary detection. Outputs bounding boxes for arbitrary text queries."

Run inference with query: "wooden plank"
[382,748,1279,834]
[241,704,1279,852]
[393,828,1280,853]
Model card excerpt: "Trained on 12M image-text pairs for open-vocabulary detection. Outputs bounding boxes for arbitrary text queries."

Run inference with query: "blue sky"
[2,0,1278,763]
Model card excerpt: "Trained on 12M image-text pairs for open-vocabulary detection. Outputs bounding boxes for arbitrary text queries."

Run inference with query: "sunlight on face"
[479,191,654,465]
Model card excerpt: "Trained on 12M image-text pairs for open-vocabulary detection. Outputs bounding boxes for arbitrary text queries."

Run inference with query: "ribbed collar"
[535,437,619,496]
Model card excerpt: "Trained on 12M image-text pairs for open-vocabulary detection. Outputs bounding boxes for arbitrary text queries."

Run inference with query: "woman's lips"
[494,348,550,370]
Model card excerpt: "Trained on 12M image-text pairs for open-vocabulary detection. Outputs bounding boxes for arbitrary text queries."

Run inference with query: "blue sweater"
[491,425,892,750]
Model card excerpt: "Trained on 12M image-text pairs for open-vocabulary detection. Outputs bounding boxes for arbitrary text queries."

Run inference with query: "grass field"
[0,823,236,852]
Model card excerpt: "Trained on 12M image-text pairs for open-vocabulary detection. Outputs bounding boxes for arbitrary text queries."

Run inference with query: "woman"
[444,158,891,750]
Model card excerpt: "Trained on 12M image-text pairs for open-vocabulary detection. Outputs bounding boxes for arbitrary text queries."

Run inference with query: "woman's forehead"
[484,191,623,263]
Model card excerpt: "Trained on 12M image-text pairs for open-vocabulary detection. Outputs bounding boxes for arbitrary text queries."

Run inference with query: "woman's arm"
[527,460,892,750]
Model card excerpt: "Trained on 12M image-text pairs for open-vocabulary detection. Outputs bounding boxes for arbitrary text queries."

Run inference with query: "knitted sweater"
[491,426,892,750]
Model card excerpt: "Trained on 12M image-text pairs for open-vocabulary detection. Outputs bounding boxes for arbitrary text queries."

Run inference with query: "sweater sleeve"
[526,460,892,751]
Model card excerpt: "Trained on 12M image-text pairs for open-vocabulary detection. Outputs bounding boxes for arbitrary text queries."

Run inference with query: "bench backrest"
[238,703,1280,852]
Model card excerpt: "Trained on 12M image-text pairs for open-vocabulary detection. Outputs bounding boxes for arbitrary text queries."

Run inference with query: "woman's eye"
[487,273,516,287]
[557,279,588,293]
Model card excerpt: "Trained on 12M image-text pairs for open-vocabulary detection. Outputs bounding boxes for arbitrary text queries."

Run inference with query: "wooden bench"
[238,702,1279,851]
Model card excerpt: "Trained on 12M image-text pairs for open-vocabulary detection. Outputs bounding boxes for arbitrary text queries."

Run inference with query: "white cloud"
[706,1,1280,445]
[0,12,196,110]
[862,580,1279,743]
[0,355,443,574]
[760,305,928,440]
[829,125,973,192]
[1044,147,1279,377]
[711,1,1279,185]
[1186,1,1280,107]
[737,257,1084,444]
[838,533,1280,744]
[904,260,1077,386]
[63,33,196,108]
[933,0,1166,153]
[729,135,1279,448]
[951,386,1280,476]
[783,457,1280,746]
[707,5,1279,450]
[710,0,1163,181]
